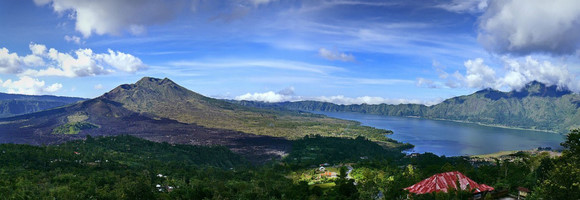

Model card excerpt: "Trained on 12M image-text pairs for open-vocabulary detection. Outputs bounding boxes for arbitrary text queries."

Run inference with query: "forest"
[0,130,578,199]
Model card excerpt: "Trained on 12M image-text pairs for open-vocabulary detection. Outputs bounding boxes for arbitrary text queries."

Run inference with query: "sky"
[1,0,579,105]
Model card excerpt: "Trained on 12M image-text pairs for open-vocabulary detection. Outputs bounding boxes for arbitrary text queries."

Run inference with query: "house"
[320,171,337,178]
[517,187,530,199]
[319,166,326,171]
[404,171,494,198]
[407,153,420,158]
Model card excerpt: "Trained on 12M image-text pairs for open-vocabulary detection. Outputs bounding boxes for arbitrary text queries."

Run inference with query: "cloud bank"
[0,76,62,95]
[0,43,147,78]
[432,57,579,92]
[234,87,437,105]
[478,0,580,55]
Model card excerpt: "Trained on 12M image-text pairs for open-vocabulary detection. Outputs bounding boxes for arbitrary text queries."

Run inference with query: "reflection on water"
[316,111,565,156]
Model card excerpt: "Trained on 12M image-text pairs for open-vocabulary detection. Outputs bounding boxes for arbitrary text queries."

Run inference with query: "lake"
[316,111,565,156]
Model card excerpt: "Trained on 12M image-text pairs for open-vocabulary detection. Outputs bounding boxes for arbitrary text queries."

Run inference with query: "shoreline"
[425,117,560,134]
[312,110,561,134]
[471,149,562,159]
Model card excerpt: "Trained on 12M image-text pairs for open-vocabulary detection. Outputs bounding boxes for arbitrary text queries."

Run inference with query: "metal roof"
[404,171,494,194]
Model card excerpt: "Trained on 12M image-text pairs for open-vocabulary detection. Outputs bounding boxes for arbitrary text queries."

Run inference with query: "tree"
[339,166,348,179]
[561,129,580,157]
[532,129,580,199]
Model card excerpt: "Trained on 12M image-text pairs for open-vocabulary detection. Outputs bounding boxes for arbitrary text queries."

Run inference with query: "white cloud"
[478,0,580,55]
[436,0,488,13]
[95,49,147,73]
[64,35,82,44]
[30,43,48,56]
[235,91,292,103]
[442,56,579,92]
[94,84,103,90]
[0,43,147,77]
[234,87,438,105]
[22,55,45,67]
[0,48,23,74]
[318,48,355,62]
[34,0,187,37]
[251,0,277,6]
[416,78,441,88]
[499,56,574,90]
[23,48,112,77]
[462,58,496,88]
[235,86,297,103]
[0,76,62,95]
[312,95,428,105]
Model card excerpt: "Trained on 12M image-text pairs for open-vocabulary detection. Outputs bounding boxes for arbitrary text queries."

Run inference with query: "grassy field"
[471,150,562,159]
[470,150,520,158]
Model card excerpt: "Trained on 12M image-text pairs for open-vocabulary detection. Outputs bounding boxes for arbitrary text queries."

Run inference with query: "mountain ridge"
[0,92,86,118]
[234,81,580,134]
[473,81,572,100]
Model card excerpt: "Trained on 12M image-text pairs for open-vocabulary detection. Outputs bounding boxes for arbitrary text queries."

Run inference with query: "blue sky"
[1,0,579,105]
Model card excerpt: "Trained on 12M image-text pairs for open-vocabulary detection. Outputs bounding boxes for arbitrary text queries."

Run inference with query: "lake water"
[316,111,565,156]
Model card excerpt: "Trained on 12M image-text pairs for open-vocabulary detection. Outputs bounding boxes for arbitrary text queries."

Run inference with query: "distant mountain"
[235,81,580,134]
[0,93,86,118]
[0,77,407,162]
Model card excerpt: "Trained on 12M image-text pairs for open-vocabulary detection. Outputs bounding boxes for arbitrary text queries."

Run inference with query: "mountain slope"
[0,77,409,162]
[0,92,86,118]
[424,82,580,133]
[235,81,580,134]
[99,77,396,142]
[0,93,291,163]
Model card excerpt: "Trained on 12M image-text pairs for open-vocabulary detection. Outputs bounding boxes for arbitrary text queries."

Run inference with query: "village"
[285,146,564,200]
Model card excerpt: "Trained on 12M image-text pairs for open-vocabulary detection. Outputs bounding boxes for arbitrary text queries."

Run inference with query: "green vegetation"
[52,122,99,134]
[1,130,578,199]
[530,129,580,200]
[284,134,409,168]
[102,77,404,145]
[236,81,580,134]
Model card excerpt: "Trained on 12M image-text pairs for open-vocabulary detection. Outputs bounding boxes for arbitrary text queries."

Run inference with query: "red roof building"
[404,171,494,194]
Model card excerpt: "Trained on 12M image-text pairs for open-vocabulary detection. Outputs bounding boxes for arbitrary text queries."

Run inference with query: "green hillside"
[100,77,402,144]
[235,81,580,134]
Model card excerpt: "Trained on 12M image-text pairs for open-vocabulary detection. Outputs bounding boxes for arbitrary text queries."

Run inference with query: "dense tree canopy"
[0,130,578,199]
